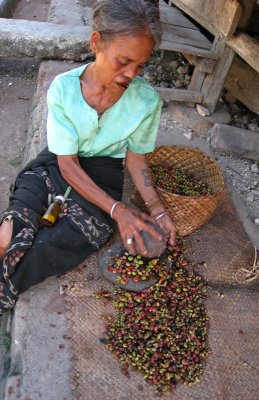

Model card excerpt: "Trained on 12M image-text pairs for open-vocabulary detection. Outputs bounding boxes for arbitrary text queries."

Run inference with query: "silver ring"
[126,237,133,245]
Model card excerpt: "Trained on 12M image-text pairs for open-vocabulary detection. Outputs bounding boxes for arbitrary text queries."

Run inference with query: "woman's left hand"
[125,150,176,248]
[155,213,176,249]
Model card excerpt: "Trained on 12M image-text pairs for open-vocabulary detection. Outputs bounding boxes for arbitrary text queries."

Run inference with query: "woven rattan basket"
[131,145,225,236]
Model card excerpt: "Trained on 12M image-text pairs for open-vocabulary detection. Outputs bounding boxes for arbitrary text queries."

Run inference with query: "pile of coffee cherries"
[107,253,167,285]
[100,244,210,394]
[150,165,212,197]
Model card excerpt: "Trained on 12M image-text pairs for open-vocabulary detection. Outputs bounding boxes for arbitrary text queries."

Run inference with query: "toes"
[0,245,8,259]
[0,219,13,258]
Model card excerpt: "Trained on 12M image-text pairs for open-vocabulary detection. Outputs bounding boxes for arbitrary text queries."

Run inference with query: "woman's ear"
[90,31,103,53]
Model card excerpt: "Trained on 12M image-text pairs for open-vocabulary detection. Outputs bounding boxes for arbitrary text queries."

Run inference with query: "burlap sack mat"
[59,175,259,400]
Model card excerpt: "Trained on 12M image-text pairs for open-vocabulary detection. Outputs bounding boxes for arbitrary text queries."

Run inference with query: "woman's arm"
[57,154,115,214]
[125,149,176,248]
[57,154,162,255]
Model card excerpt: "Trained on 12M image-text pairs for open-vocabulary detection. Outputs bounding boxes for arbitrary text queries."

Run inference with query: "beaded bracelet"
[110,201,122,219]
[154,211,168,220]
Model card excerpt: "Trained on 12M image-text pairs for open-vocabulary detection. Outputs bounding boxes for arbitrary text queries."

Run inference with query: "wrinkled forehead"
[103,33,155,61]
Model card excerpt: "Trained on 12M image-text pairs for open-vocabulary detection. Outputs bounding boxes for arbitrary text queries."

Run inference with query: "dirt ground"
[0,58,40,212]
[0,58,40,393]
[14,0,49,21]
[0,0,43,388]
[0,0,49,213]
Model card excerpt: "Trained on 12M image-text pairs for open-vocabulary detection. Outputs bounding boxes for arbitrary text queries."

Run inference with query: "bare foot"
[0,218,13,258]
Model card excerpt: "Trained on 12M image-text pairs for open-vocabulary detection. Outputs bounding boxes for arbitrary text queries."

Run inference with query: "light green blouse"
[47,64,162,158]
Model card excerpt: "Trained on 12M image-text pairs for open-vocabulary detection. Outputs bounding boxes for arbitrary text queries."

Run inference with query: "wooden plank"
[225,55,259,113]
[159,1,219,59]
[160,0,182,14]
[227,32,259,73]
[160,0,182,11]
[197,58,216,74]
[169,0,242,37]
[201,35,235,112]
[160,2,200,30]
[238,0,256,28]
[156,86,203,103]
[162,35,212,51]
[160,38,218,59]
[162,23,212,48]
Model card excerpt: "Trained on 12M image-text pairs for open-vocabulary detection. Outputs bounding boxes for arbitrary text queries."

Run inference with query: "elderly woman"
[0,0,176,316]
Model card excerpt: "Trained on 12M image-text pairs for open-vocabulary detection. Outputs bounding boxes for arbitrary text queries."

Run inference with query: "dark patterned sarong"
[0,147,124,316]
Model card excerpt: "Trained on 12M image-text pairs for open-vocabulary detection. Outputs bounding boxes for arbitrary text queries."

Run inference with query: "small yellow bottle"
[42,195,65,227]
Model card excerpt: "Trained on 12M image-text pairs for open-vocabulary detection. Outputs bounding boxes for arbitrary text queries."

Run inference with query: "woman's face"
[91,32,155,91]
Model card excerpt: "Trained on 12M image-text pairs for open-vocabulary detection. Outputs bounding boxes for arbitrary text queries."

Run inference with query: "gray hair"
[92,0,161,47]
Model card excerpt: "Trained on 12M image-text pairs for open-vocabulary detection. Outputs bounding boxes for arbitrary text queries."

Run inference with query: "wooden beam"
[156,87,203,103]
[188,67,205,92]
[183,53,197,66]
[225,55,259,114]
[201,36,235,113]
[183,53,216,73]
[227,32,259,73]
[169,0,242,37]
[186,67,205,107]
[159,39,217,59]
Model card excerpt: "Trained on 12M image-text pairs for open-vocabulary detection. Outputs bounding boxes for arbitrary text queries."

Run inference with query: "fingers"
[118,207,167,256]
[161,222,176,246]
[124,234,136,255]
[124,229,147,256]
[141,222,163,241]
[133,211,164,241]
[167,230,176,247]
[157,215,176,247]
[133,230,147,256]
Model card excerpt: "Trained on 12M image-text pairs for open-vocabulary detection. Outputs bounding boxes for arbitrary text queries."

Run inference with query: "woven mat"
[59,177,259,400]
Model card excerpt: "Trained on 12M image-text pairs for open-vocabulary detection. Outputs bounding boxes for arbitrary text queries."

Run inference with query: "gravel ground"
[142,50,192,89]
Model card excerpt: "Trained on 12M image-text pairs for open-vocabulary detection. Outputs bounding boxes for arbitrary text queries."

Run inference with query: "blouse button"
[89,151,94,156]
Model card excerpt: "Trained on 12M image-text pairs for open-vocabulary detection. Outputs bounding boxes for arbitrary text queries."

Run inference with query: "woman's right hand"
[112,203,164,256]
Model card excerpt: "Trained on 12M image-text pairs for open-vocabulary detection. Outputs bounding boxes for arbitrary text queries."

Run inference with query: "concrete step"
[0,18,91,60]
[23,60,80,166]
